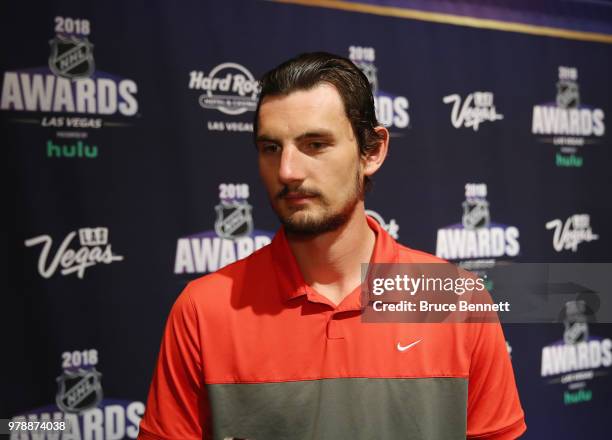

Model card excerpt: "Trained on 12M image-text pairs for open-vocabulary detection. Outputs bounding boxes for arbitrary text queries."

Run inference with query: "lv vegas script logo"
[25,227,124,279]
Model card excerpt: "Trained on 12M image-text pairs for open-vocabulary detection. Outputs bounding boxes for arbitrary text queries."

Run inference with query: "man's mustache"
[275,186,321,200]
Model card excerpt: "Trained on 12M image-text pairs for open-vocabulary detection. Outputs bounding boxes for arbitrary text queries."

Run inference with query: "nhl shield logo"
[356,62,379,95]
[49,35,95,79]
[462,199,490,230]
[556,80,580,109]
[56,368,103,413]
[563,300,589,344]
[214,201,253,239]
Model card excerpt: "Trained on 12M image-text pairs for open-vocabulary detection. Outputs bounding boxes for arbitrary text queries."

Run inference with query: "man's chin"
[279,211,351,237]
[279,212,319,235]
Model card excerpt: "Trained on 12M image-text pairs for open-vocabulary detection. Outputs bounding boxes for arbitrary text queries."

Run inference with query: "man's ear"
[362,126,390,178]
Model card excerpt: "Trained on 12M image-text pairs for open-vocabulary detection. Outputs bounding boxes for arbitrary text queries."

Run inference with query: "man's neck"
[286,205,376,306]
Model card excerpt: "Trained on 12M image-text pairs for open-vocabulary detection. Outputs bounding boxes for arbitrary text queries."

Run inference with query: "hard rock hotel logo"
[188,62,259,133]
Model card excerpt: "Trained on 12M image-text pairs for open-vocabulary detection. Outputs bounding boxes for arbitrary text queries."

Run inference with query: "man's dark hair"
[254,52,384,191]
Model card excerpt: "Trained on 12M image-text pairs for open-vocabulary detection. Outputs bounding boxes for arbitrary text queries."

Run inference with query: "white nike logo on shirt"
[397,339,422,352]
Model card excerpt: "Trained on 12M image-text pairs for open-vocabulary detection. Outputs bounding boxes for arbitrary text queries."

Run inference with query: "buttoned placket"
[302,286,363,340]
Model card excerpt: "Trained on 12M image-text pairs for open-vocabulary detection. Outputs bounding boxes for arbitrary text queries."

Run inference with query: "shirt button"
[327,317,344,339]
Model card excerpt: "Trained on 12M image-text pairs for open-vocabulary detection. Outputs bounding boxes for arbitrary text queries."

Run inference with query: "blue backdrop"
[4,0,612,438]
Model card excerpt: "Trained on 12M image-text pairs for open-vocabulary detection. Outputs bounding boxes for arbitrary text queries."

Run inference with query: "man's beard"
[274,171,364,237]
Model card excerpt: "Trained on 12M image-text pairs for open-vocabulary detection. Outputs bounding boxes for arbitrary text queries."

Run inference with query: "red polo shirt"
[139,216,526,439]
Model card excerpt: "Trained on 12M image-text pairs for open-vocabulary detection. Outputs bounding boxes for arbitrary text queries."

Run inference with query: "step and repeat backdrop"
[4,0,612,438]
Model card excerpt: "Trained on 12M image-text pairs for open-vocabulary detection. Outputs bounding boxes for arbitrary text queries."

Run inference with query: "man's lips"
[275,187,320,205]
[284,192,315,198]
[283,193,316,203]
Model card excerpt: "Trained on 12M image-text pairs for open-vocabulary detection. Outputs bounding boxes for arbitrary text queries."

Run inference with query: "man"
[139,52,526,439]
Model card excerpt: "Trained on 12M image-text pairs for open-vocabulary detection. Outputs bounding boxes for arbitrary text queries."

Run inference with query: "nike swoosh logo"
[397,339,422,352]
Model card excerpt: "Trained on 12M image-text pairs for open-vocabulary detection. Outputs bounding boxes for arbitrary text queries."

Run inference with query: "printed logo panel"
[443,91,503,131]
[531,66,606,168]
[9,348,144,439]
[540,301,611,405]
[188,62,259,134]
[435,183,520,271]
[174,183,274,275]
[546,214,599,253]
[0,16,140,159]
[349,46,410,130]
[25,227,124,279]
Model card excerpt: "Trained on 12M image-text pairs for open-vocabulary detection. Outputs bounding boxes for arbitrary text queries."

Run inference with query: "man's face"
[256,83,364,236]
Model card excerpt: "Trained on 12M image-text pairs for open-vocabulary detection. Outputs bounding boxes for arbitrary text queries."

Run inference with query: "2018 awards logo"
[540,301,611,405]
[349,46,410,131]
[188,62,259,133]
[25,227,124,279]
[9,348,145,439]
[0,16,139,159]
[531,66,605,168]
[174,183,274,275]
[435,183,520,271]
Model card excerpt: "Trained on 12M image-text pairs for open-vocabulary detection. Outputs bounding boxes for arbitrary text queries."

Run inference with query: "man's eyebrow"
[255,130,335,144]
[295,130,335,142]
[255,134,280,144]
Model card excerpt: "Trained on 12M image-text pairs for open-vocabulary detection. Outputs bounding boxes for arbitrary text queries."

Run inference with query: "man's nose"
[278,145,306,184]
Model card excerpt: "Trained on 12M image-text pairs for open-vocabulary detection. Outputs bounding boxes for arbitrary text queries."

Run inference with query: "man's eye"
[309,142,327,150]
[261,144,280,153]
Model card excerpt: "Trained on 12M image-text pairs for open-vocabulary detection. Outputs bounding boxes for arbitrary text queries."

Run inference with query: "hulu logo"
[564,389,592,405]
[46,140,98,159]
[556,153,583,168]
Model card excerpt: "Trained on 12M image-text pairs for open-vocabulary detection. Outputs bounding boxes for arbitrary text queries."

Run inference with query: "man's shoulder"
[181,241,274,304]
[394,242,447,264]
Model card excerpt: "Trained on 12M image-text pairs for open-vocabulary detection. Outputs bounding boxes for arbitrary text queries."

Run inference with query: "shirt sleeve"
[138,282,210,440]
[467,321,526,439]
